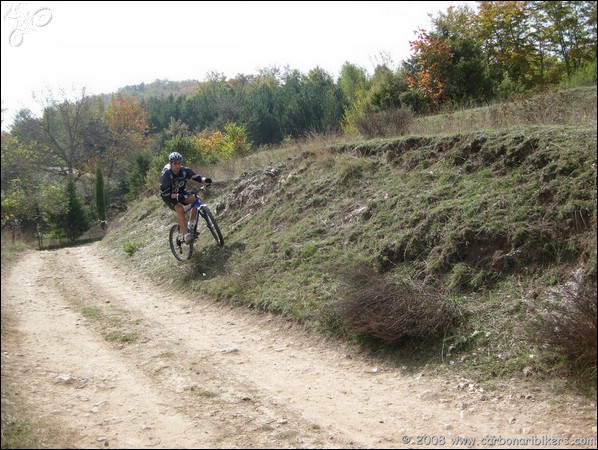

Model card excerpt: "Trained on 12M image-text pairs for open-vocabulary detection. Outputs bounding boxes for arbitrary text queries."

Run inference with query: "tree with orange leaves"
[405,28,454,112]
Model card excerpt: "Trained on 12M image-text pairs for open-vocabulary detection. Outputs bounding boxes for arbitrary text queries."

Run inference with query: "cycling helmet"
[168,151,183,162]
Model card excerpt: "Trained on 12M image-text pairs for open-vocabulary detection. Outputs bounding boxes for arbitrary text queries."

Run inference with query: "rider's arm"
[188,170,210,184]
[159,170,173,199]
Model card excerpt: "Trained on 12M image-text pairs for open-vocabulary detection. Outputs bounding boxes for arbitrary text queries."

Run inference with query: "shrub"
[532,266,597,377]
[355,107,414,139]
[325,266,459,342]
[193,123,252,163]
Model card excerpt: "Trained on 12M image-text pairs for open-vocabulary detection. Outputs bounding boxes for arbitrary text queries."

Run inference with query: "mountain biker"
[160,151,212,244]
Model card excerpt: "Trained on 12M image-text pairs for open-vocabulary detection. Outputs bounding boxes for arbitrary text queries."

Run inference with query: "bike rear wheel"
[201,206,224,247]
[169,223,194,261]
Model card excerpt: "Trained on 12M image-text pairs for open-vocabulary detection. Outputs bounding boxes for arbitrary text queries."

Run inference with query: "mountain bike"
[169,185,224,262]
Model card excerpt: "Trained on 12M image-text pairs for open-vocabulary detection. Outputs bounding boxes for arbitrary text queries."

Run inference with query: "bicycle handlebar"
[190,183,212,194]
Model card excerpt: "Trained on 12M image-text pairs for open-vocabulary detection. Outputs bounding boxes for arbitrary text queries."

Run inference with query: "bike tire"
[169,223,194,262]
[201,206,224,247]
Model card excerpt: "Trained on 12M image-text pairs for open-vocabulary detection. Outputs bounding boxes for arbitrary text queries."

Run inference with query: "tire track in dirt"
[2,243,597,449]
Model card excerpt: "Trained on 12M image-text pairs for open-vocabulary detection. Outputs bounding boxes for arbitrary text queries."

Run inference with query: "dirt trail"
[1,243,596,449]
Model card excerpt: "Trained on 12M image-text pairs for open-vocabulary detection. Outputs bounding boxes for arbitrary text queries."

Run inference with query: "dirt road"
[1,243,596,448]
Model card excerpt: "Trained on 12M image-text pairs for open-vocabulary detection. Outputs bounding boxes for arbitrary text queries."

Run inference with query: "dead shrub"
[326,267,459,342]
[356,107,413,139]
[533,267,597,374]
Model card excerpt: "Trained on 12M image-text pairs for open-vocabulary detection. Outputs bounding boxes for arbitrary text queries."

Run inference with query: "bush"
[355,107,414,139]
[533,266,597,377]
[325,266,459,342]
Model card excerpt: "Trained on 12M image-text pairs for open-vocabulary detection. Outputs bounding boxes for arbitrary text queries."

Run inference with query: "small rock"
[219,347,238,353]
[55,374,76,384]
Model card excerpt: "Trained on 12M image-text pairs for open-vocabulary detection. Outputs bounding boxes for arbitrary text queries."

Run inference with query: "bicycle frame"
[169,186,224,262]
[183,192,204,237]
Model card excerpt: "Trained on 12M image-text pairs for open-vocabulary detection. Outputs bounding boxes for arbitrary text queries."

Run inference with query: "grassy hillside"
[100,89,597,394]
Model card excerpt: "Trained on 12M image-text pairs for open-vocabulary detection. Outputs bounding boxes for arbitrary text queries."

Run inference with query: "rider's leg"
[174,203,189,235]
[184,196,197,229]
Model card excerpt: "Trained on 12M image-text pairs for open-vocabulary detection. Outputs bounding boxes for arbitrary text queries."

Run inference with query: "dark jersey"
[159,164,201,200]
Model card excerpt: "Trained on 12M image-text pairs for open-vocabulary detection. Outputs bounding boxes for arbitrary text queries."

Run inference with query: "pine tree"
[63,176,90,243]
[95,166,107,229]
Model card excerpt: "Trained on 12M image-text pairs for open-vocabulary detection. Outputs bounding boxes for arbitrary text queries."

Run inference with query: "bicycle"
[169,185,224,262]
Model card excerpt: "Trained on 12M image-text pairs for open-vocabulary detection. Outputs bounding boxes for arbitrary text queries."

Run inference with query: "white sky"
[1,1,475,131]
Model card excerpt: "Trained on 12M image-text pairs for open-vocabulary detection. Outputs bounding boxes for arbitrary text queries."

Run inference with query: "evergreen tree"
[95,166,107,228]
[63,176,90,243]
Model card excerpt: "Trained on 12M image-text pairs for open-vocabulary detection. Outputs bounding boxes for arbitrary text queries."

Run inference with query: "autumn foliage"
[407,28,454,112]
[192,123,251,164]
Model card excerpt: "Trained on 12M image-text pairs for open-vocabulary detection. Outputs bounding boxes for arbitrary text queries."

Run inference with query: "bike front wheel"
[169,223,194,262]
[201,206,224,247]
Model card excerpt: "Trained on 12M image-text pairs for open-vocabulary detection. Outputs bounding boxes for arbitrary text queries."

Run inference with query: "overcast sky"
[1,1,475,131]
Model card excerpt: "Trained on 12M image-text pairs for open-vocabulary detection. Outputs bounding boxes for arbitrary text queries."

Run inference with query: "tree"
[31,87,101,174]
[405,28,454,111]
[242,75,282,145]
[60,176,90,243]
[95,166,107,227]
[301,67,344,134]
[1,134,49,232]
[104,93,150,179]
[145,94,183,132]
[38,177,90,244]
[431,4,495,104]
[477,1,536,90]
[534,1,597,78]
[338,62,369,107]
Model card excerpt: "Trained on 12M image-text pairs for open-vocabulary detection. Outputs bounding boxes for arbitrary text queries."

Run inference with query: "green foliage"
[223,122,252,157]
[123,240,143,256]
[193,123,253,164]
[125,153,151,201]
[563,60,598,88]
[95,166,106,222]
[341,88,371,135]
[1,135,47,227]
[63,177,91,243]
[338,62,369,105]
[1,181,28,226]
[165,136,196,157]
[496,74,527,100]
[37,177,90,243]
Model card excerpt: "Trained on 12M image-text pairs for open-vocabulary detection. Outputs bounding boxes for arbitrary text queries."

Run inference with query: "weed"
[123,240,143,256]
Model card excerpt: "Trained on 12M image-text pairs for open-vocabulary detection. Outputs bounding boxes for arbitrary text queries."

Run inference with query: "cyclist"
[160,151,212,244]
